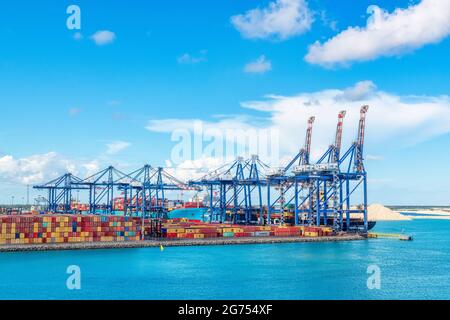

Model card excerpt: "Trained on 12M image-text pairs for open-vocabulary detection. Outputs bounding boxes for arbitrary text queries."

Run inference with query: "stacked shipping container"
[162,219,334,239]
[0,215,335,246]
[0,215,141,245]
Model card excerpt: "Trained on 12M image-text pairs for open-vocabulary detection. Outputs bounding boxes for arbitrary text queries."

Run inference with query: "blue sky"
[0,0,450,205]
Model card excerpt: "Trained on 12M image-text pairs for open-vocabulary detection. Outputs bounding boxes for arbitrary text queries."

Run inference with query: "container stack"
[273,226,303,237]
[0,215,336,246]
[70,202,89,212]
[0,215,141,245]
[164,225,219,239]
[303,226,333,237]
[161,220,335,239]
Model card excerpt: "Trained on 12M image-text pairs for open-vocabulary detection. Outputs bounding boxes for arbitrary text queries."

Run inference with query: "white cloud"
[91,30,116,46]
[164,157,226,182]
[0,152,78,185]
[319,10,338,32]
[0,150,133,187]
[105,141,131,155]
[146,81,450,167]
[305,0,450,67]
[177,51,207,64]
[336,80,377,101]
[231,0,313,40]
[244,55,272,74]
[82,160,101,177]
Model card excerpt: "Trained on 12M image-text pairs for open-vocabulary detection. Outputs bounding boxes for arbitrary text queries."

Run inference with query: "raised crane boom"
[355,105,369,172]
[273,116,316,176]
[300,116,316,166]
[331,111,347,163]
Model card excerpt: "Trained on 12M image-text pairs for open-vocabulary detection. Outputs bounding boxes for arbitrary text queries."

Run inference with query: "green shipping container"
[223,232,235,237]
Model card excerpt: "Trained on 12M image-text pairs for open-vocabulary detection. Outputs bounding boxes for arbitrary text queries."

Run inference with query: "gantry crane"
[34,173,87,213]
[265,116,316,225]
[189,156,267,224]
[33,106,370,233]
[75,166,139,215]
[338,105,369,231]
[124,165,200,218]
[311,111,347,230]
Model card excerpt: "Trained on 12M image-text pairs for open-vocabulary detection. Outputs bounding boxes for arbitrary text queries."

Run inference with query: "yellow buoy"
[160,245,165,252]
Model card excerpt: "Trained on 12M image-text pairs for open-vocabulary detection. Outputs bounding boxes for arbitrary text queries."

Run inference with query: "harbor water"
[0,218,449,300]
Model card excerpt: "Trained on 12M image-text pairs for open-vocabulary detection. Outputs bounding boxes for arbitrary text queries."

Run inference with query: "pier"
[0,234,365,252]
[368,232,413,241]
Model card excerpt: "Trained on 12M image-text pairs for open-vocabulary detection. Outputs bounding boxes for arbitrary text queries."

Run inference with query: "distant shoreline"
[366,204,450,221]
[0,235,365,253]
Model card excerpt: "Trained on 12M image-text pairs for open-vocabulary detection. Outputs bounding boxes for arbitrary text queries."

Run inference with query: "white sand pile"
[368,204,412,221]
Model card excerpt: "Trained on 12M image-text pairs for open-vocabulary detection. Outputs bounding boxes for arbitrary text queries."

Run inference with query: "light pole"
[27,185,30,206]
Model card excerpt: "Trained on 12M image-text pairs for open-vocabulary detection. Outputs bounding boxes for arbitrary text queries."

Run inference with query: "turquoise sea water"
[1,219,449,300]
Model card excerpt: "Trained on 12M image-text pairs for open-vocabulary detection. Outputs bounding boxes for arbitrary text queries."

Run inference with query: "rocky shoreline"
[0,234,365,253]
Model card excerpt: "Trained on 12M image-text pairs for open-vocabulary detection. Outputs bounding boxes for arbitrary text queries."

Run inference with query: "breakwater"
[0,234,365,252]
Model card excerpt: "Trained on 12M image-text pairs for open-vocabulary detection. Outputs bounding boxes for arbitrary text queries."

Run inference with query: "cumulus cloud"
[105,141,131,155]
[244,55,272,74]
[164,157,226,182]
[0,152,78,185]
[91,30,116,46]
[81,160,101,177]
[146,81,450,169]
[305,0,450,67]
[0,150,133,187]
[231,0,313,40]
[336,80,377,102]
[319,10,338,32]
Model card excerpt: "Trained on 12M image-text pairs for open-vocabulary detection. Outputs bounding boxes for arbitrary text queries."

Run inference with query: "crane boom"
[332,111,346,163]
[357,106,369,150]
[301,116,315,165]
[355,105,369,172]
[281,116,316,174]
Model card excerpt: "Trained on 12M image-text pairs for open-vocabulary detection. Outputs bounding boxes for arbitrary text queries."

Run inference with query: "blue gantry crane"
[289,106,369,232]
[338,105,369,231]
[189,155,267,224]
[33,105,370,233]
[127,165,200,218]
[262,106,369,232]
[33,173,87,213]
[34,165,199,218]
[265,116,316,225]
[292,110,347,230]
[78,166,139,215]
